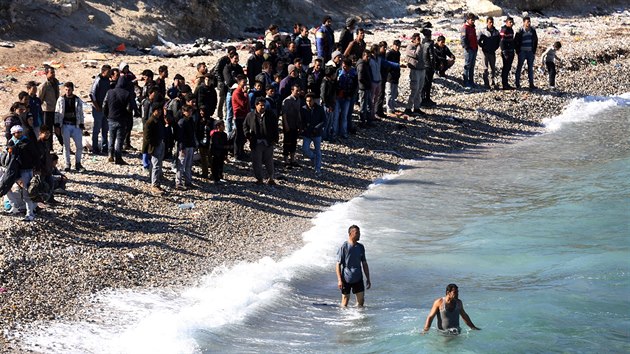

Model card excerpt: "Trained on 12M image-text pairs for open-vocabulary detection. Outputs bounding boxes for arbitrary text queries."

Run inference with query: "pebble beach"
[1,8,629,350]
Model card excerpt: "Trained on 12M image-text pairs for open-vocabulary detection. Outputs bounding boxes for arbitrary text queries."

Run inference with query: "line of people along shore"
[1,13,562,222]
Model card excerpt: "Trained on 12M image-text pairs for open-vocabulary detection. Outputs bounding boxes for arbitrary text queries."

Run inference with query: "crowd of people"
[0,13,562,222]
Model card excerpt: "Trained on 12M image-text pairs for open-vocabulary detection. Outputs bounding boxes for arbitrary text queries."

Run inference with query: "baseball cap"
[331,50,342,59]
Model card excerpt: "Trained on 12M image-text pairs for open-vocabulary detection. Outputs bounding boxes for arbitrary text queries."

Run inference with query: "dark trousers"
[44,111,64,151]
[211,153,225,181]
[108,119,126,159]
[376,80,386,114]
[164,126,175,160]
[283,129,298,157]
[421,68,435,103]
[482,51,497,86]
[501,50,515,87]
[234,118,246,160]
[124,115,133,148]
[546,61,556,87]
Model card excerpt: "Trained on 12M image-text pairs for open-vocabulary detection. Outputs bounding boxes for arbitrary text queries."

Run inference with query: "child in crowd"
[248,81,264,111]
[210,120,229,183]
[50,153,68,193]
[541,41,562,90]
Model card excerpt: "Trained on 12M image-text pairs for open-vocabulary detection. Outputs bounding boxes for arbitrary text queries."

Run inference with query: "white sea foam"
[17,173,405,353]
[543,93,630,132]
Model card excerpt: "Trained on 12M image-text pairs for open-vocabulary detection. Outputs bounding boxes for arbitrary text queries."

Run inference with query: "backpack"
[28,174,51,202]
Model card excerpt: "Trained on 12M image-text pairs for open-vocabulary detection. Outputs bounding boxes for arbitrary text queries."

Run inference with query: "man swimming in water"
[422,283,481,334]
[336,225,371,307]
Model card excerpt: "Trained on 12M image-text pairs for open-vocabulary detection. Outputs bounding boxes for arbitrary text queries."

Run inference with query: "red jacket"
[232,87,250,119]
[460,23,478,51]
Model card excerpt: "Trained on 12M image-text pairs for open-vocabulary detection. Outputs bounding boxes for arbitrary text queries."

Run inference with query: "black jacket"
[194,82,218,116]
[300,104,326,138]
[479,26,501,53]
[103,79,134,123]
[247,54,265,87]
[243,110,279,146]
[514,27,538,54]
[223,63,245,89]
[320,77,337,108]
[357,58,372,91]
[499,25,516,52]
[177,116,196,149]
[386,50,401,83]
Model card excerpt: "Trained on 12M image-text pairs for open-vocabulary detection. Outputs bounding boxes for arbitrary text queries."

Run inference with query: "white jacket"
[54,95,84,127]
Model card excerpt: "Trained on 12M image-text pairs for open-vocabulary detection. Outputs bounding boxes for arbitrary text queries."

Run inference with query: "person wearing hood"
[103,76,134,165]
[338,17,357,54]
[118,62,139,150]
[4,125,40,221]
[54,82,85,172]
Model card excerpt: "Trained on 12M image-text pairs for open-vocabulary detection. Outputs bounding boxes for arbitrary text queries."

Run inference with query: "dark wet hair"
[348,225,360,234]
[446,284,458,294]
[554,41,562,49]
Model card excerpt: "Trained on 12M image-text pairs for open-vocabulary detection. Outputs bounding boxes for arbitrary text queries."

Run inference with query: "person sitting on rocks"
[54,82,85,172]
[244,97,279,185]
[434,35,455,77]
[3,125,39,222]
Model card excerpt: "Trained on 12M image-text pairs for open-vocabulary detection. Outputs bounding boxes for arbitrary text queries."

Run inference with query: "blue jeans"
[302,136,322,173]
[336,98,352,138]
[322,105,337,140]
[91,109,108,153]
[463,49,477,86]
[226,90,234,134]
[108,119,126,159]
[150,141,165,186]
[515,50,535,88]
[358,90,372,123]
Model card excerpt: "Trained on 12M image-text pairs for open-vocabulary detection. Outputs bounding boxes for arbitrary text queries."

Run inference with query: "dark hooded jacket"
[103,77,135,123]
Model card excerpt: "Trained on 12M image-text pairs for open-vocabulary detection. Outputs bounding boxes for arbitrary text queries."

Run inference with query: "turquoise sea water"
[19,96,630,353]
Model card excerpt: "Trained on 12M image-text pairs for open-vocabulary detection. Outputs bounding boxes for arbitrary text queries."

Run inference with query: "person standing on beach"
[39,66,62,152]
[316,16,334,62]
[54,82,85,172]
[232,75,250,161]
[420,29,437,107]
[541,41,562,90]
[384,40,401,115]
[223,52,244,135]
[336,225,371,307]
[478,16,501,89]
[422,284,481,334]
[404,33,425,116]
[514,16,539,90]
[338,17,357,55]
[103,76,134,165]
[244,97,278,185]
[460,13,479,89]
[282,85,302,168]
[499,17,516,90]
[90,65,111,155]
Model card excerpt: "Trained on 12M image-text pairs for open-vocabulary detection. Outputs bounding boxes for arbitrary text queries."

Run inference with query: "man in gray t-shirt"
[336,225,371,307]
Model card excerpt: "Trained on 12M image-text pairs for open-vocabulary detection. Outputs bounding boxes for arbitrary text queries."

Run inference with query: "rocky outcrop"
[467,0,503,17]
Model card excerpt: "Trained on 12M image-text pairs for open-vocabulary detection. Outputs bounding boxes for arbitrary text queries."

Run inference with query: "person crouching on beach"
[336,225,371,307]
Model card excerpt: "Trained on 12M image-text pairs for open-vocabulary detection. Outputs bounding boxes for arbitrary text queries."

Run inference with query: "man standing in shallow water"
[423,283,481,334]
[336,225,371,307]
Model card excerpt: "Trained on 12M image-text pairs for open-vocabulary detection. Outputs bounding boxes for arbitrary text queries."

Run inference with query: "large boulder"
[467,0,503,17]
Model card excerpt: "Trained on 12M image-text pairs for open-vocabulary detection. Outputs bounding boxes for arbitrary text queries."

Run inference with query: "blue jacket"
[316,25,334,60]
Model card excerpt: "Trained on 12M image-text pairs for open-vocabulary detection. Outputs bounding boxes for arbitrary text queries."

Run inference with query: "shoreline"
[1,11,630,351]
